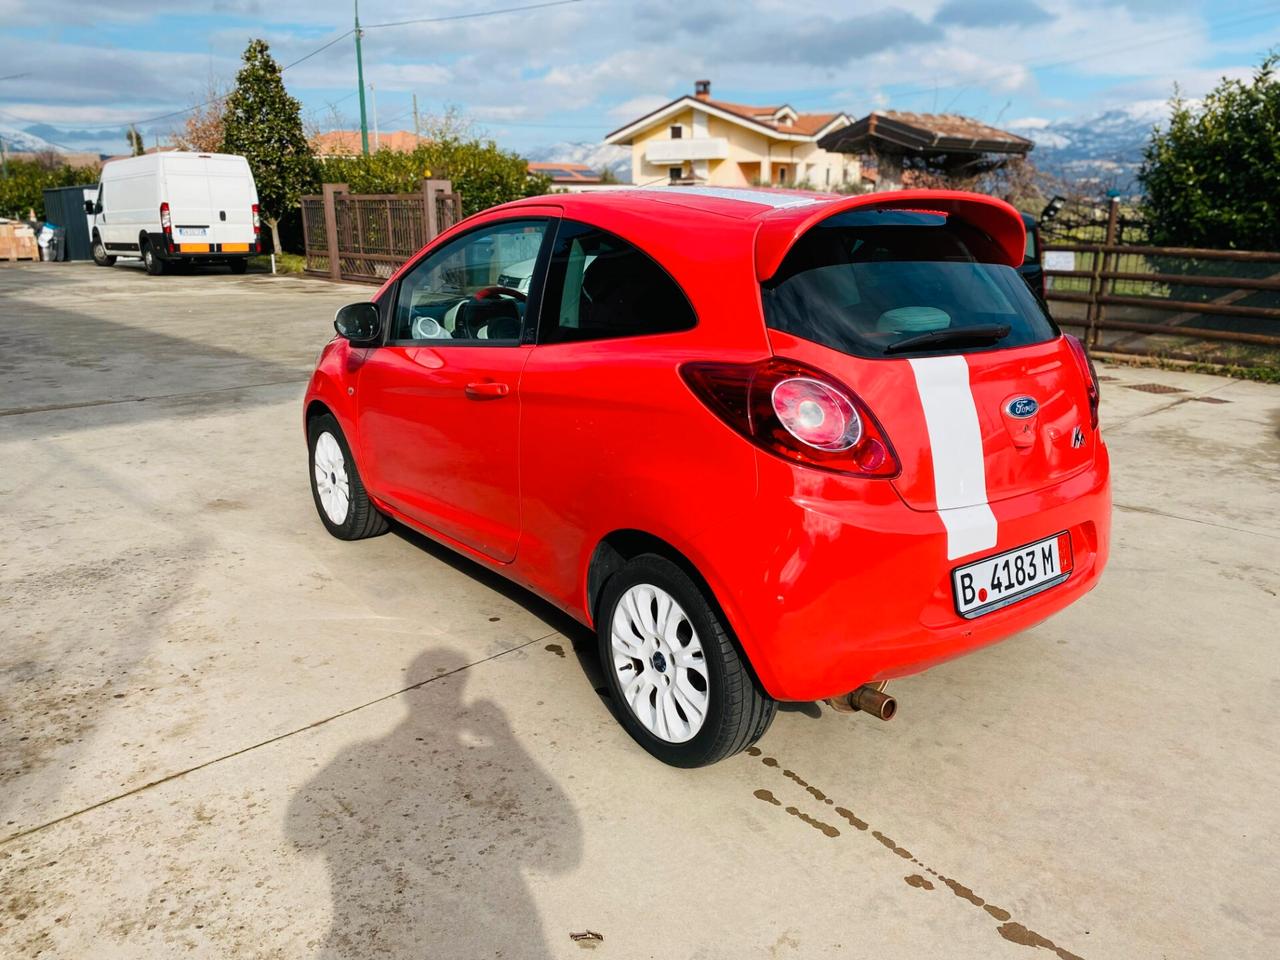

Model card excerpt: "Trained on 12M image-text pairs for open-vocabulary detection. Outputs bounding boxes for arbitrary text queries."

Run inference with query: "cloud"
[3,0,1272,157]
[933,0,1054,29]
[734,9,943,68]
[608,95,671,120]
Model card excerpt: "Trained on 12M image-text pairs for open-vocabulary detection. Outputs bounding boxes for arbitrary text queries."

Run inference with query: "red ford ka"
[304,187,1110,767]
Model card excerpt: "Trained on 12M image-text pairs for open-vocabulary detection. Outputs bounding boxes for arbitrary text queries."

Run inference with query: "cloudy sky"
[1,0,1276,155]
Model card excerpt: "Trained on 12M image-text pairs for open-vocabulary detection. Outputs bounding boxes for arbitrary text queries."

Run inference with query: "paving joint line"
[1104,379,1235,430]
[0,378,310,418]
[1114,502,1280,540]
[0,632,558,847]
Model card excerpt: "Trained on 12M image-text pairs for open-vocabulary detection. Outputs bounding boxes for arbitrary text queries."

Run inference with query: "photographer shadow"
[287,648,581,959]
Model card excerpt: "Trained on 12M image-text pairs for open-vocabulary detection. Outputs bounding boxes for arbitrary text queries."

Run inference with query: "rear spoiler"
[754,189,1027,282]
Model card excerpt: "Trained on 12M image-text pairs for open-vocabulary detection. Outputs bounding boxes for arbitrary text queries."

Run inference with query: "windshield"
[761,210,1057,359]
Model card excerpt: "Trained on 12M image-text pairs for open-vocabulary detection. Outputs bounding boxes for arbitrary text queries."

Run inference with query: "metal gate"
[300,179,462,284]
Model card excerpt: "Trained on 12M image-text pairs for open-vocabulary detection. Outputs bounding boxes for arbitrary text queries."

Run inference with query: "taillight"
[1064,334,1100,429]
[680,359,899,477]
[159,201,173,253]
[251,203,260,234]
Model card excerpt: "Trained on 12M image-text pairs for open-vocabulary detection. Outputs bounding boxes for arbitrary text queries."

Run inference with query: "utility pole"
[354,0,370,156]
[412,93,421,146]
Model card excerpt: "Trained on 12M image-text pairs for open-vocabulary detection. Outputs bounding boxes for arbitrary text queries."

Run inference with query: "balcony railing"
[645,138,730,163]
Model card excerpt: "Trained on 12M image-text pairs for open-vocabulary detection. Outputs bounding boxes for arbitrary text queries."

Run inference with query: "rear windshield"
[761,211,1057,359]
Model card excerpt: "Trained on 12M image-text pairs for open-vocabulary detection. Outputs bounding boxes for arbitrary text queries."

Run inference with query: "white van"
[86,152,261,275]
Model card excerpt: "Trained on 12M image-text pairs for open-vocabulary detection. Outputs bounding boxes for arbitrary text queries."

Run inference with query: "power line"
[783,2,1280,112]
[2,0,594,136]
[281,29,354,70]
[0,28,357,132]
[364,0,589,30]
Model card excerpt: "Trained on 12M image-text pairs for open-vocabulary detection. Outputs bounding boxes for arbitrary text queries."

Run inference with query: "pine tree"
[221,39,314,255]
[126,125,145,156]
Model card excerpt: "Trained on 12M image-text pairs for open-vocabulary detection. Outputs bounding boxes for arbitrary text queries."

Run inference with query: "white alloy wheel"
[312,431,351,525]
[610,583,710,743]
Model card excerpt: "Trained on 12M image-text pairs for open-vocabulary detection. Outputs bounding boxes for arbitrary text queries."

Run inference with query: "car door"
[355,212,558,563]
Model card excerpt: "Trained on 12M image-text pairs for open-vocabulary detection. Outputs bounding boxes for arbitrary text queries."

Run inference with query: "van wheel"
[142,241,165,276]
[92,237,115,267]
[229,259,248,275]
[597,554,776,767]
[307,413,389,540]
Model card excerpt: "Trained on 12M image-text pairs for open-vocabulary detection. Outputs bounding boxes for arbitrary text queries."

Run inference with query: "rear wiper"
[883,323,1012,355]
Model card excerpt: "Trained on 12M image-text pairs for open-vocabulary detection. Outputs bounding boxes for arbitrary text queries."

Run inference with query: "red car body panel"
[306,188,1111,702]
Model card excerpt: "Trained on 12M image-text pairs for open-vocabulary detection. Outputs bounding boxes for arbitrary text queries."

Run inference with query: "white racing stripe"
[908,356,997,560]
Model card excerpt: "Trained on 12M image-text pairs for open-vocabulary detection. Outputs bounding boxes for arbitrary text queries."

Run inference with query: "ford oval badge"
[1005,396,1039,419]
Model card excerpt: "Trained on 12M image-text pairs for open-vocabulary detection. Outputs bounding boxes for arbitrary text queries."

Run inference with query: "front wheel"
[307,413,389,540]
[597,554,775,767]
[92,236,115,267]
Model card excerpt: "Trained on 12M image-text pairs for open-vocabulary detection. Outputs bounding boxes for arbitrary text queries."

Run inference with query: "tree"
[221,39,314,255]
[1139,53,1280,250]
[126,125,145,156]
[0,156,102,220]
[173,80,228,153]
[314,111,551,216]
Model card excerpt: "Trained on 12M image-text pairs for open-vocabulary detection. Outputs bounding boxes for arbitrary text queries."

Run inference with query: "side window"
[539,221,696,344]
[392,219,550,344]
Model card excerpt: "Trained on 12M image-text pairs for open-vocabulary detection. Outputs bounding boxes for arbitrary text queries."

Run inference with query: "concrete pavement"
[2,261,1277,959]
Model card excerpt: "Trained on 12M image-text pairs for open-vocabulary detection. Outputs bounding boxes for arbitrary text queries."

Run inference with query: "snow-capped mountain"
[0,124,68,154]
[1007,101,1177,190]
[526,141,631,182]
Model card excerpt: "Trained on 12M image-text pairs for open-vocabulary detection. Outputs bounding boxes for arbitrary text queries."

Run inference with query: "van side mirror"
[334,302,381,344]
[84,200,96,215]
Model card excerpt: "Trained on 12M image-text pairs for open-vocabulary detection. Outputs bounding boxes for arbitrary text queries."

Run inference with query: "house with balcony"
[604,81,856,189]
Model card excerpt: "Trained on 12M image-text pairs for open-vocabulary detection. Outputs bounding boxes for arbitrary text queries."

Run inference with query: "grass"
[248,252,306,275]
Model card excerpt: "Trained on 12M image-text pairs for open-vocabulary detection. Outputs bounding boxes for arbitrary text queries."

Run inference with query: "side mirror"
[334,302,382,344]
[84,200,96,215]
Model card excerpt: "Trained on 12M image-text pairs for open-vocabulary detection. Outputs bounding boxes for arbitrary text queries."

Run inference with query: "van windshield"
[761,210,1057,359]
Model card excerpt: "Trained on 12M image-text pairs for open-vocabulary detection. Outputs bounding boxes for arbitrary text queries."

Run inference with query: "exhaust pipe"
[827,684,897,721]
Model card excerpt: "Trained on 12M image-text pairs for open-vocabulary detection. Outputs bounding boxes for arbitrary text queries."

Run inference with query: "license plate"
[952,532,1073,619]
[177,228,207,237]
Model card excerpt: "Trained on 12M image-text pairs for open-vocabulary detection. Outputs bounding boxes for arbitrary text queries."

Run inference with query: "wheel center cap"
[650,650,668,673]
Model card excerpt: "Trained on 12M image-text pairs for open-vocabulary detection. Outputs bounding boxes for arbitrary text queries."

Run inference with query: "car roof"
[505,186,835,223]
[496,187,1028,278]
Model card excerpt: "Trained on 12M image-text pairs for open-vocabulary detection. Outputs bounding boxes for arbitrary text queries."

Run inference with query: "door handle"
[464,381,510,400]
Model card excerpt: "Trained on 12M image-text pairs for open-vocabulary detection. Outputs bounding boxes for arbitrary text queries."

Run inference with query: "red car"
[304,188,1110,767]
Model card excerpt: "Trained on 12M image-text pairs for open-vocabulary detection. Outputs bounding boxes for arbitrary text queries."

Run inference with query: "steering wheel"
[473,285,527,302]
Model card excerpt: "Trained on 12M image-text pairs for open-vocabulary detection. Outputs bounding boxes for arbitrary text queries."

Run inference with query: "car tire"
[597,554,776,767]
[307,413,389,540]
[91,236,115,267]
[142,240,165,276]
[229,259,248,275]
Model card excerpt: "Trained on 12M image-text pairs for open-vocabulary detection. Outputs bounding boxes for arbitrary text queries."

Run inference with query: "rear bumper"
[147,232,258,259]
[694,443,1111,701]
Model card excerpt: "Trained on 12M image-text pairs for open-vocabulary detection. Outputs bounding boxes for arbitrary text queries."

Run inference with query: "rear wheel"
[229,259,248,275]
[91,236,115,267]
[142,240,165,276]
[597,554,775,767]
[307,413,388,540]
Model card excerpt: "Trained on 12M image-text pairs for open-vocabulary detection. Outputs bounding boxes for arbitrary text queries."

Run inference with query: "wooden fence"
[300,179,462,284]
[1041,200,1280,366]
